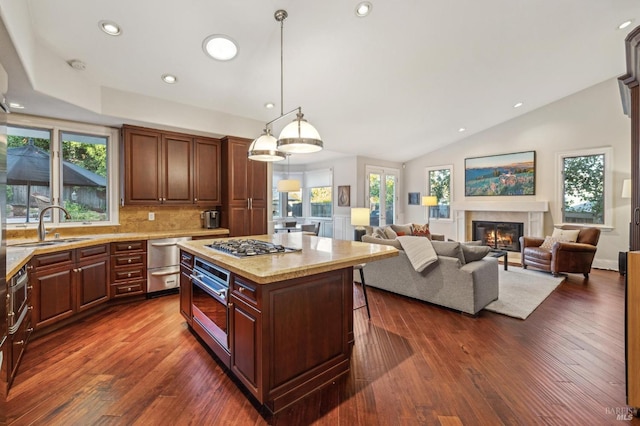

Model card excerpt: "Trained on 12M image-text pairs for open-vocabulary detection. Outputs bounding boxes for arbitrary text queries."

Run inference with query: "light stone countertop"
[178,233,398,284]
[6,228,230,279]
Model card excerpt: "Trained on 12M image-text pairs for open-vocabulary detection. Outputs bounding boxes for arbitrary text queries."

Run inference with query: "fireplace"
[472,221,524,252]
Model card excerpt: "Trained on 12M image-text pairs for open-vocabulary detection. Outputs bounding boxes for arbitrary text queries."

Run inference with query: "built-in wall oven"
[8,265,28,334]
[190,257,230,353]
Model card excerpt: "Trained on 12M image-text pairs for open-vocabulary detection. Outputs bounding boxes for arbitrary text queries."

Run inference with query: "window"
[426,165,452,220]
[366,166,398,226]
[273,171,303,218]
[309,186,332,218]
[557,148,612,226]
[7,116,119,227]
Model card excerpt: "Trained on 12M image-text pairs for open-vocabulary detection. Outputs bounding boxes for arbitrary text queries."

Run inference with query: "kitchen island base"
[182,256,354,414]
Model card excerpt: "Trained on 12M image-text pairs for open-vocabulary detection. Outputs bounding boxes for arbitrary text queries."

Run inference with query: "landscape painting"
[465,151,535,196]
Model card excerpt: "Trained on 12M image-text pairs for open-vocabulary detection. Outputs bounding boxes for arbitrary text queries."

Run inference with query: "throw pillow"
[431,241,466,264]
[396,231,406,236]
[551,228,580,242]
[372,227,386,239]
[391,223,413,236]
[383,226,398,239]
[540,236,560,250]
[412,223,431,239]
[362,235,402,249]
[461,244,491,263]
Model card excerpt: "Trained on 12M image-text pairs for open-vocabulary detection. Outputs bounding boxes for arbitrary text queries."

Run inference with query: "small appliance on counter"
[203,210,220,229]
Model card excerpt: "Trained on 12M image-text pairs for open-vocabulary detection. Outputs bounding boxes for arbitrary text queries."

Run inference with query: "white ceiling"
[1,0,639,165]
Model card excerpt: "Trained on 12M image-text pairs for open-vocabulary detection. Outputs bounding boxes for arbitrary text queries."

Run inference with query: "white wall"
[403,78,631,270]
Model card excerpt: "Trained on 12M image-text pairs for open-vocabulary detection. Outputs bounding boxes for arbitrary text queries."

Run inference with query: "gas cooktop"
[206,239,301,258]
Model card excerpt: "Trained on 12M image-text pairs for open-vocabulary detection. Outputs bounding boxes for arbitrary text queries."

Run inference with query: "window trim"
[555,147,613,230]
[425,164,453,223]
[7,114,120,229]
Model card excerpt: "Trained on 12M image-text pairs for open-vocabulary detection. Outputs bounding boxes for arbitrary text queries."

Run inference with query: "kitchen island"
[177,233,397,414]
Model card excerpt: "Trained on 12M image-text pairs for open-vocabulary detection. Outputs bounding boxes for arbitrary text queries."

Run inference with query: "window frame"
[555,147,613,229]
[425,164,453,222]
[7,114,120,229]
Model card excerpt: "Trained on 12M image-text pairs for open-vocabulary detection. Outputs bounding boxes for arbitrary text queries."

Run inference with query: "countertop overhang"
[178,233,398,284]
[6,228,230,279]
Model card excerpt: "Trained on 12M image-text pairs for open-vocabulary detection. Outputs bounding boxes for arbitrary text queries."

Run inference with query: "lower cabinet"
[110,241,147,298]
[31,245,110,330]
[179,251,194,325]
[230,293,261,398]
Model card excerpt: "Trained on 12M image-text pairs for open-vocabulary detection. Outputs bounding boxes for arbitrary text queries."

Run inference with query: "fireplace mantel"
[452,200,549,242]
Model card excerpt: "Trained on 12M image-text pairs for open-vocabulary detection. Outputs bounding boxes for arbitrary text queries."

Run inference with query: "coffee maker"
[203,210,220,229]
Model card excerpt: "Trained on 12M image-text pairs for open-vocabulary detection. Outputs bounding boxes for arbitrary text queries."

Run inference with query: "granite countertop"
[6,228,230,279]
[178,233,398,284]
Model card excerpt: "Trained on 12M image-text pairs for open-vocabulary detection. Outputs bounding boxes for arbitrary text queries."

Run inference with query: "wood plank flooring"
[5,268,638,425]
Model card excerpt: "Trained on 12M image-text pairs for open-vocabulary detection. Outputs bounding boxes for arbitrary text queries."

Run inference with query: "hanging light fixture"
[248,9,323,161]
[277,154,301,192]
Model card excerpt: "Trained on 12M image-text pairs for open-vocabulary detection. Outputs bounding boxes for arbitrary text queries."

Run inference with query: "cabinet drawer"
[112,253,146,267]
[111,280,146,298]
[112,266,145,282]
[11,307,33,375]
[77,244,109,260]
[31,250,74,269]
[232,278,260,308]
[111,241,145,254]
[180,251,194,268]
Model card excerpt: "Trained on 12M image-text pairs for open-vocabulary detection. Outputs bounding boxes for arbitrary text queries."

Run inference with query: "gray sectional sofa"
[357,224,499,315]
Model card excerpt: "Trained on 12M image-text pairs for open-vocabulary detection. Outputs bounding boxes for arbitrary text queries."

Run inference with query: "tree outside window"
[562,154,604,224]
[427,167,451,219]
[309,186,332,217]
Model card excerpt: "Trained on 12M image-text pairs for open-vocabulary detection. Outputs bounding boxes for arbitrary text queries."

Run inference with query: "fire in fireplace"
[472,221,524,252]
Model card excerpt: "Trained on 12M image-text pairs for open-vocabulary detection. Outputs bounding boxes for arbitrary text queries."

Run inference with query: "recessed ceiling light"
[355,1,373,17]
[99,20,122,36]
[161,74,178,84]
[513,102,523,108]
[458,127,466,133]
[264,102,275,109]
[9,102,24,109]
[203,35,238,61]
[619,20,634,30]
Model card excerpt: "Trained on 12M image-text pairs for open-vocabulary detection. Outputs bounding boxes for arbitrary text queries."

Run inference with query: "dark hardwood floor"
[6,268,639,425]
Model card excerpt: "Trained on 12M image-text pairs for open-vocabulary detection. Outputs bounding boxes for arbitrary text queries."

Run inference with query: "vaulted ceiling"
[1,0,639,164]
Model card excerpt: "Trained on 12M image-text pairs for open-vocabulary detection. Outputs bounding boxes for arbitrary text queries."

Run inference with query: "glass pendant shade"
[277,113,323,154]
[247,129,285,161]
[277,179,301,192]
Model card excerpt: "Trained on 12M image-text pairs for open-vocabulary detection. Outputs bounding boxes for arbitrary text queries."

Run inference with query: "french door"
[366,166,398,226]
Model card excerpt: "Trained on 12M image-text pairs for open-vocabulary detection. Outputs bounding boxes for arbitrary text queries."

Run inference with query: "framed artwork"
[465,151,535,196]
[408,192,420,205]
[338,185,350,206]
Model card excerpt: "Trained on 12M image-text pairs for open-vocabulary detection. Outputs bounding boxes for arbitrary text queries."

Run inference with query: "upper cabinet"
[122,125,220,206]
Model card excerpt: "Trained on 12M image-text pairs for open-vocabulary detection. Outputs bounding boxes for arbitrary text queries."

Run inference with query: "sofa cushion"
[362,234,402,249]
[372,227,387,239]
[384,226,398,239]
[412,223,431,239]
[461,244,491,263]
[391,223,413,236]
[551,228,580,242]
[431,241,466,264]
[540,236,560,250]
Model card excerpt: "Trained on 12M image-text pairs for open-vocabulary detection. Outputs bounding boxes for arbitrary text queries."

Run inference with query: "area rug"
[484,267,565,320]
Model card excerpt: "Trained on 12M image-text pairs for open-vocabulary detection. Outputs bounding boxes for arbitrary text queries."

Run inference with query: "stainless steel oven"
[8,265,28,333]
[191,257,230,351]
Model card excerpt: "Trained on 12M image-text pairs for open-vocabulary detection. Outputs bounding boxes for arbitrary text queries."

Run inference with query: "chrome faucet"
[38,205,72,241]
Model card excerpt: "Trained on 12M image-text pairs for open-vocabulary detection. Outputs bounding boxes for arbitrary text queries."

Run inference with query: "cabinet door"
[194,138,221,205]
[76,256,110,312]
[248,158,267,205]
[123,126,163,205]
[230,296,261,398]
[163,133,193,204]
[228,205,250,237]
[228,138,250,203]
[249,205,267,236]
[32,264,75,329]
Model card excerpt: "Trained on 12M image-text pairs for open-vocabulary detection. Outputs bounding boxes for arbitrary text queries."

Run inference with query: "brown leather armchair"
[519,225,601,278]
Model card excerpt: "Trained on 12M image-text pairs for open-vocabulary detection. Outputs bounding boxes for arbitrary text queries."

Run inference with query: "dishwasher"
[147,236,192,297]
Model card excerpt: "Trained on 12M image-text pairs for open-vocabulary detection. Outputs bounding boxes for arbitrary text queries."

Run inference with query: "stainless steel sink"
[10,237,92,248]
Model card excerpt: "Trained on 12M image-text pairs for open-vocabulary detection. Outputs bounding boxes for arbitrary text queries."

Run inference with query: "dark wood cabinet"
[221,136,268,236]
[75,244,110,312]
[31,245,110,329]
[110,240,147,298]
[179,251,194,325]
[230,279,261,399]
[122,125,221,206]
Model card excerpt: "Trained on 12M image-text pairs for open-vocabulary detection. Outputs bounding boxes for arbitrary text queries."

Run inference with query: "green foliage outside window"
[563,154,604,224]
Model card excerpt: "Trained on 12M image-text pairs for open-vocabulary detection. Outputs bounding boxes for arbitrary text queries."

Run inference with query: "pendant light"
[248,9,323,161]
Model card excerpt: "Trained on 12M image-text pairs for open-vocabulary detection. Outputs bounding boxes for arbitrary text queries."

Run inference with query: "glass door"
[366,167,398,226]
